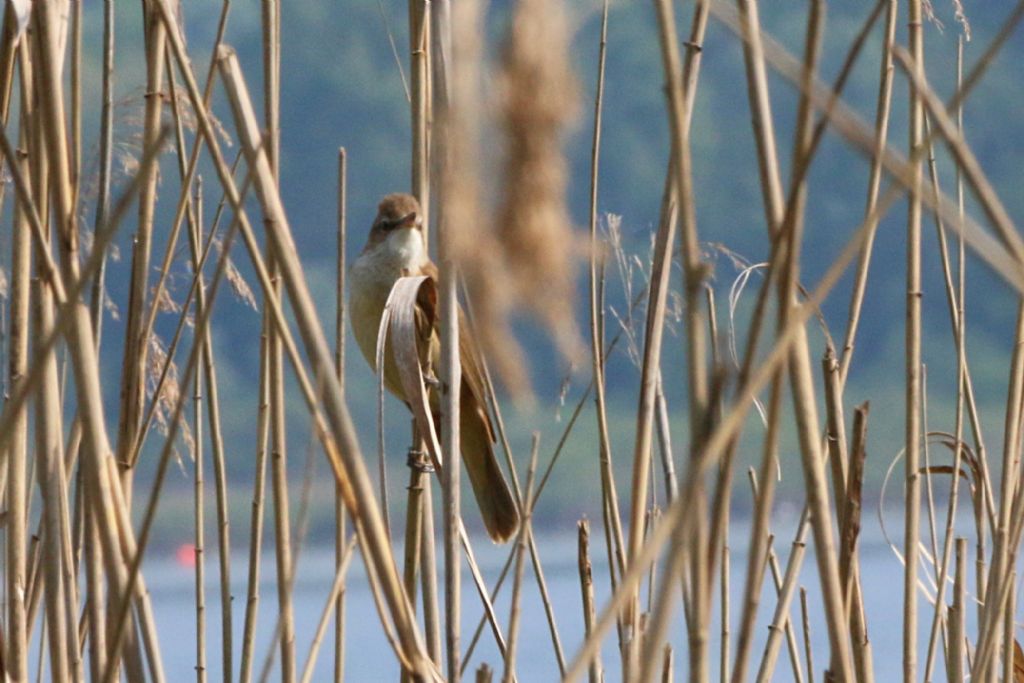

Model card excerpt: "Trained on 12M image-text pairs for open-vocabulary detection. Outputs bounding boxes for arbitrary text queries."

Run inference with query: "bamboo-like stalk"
[586,0,627,599]
[166,58,235,683]
[409,0,429,218]
[755,512,810,683]
[642,0,712,675]
[193,182,208,683]
[299,536,358,683]
[5,58,31,683]
[428,0,464,678]
[33,279,70,683]
[838,0,898,384]
[240,330,272,683]
[748,472,804,683]
[577,519,601,683]
[501,437,539,683]
[192,313,206,683]
[259,3,296,679]
[946,538,967,682]
[720,545,730,683]
[904,1,924,675]
[88,0,115,349]
[334,145,349,682]
[799,588,813,683]
[113,0,167,496]
[401,426,429,683]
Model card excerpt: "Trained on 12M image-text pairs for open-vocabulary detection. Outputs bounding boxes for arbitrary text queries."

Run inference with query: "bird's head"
[364,193,426,266]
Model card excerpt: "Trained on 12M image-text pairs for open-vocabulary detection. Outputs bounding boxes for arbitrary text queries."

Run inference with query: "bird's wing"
[419,260,496,443]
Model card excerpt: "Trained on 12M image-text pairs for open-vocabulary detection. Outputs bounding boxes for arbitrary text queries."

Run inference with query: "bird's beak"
[398,212,419,229]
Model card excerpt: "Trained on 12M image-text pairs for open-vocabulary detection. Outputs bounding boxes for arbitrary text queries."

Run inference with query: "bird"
[349,192,520,543]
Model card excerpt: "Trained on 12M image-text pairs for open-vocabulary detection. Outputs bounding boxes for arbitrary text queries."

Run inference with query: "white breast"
[349,227,428,370]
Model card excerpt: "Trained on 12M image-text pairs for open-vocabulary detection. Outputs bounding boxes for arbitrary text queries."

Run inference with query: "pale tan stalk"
[730,371,784,683]
[587,0,627,591]
[946,538,966,682]
[735,0,784,233]
[893,50,923,640]
[720,545,730,683]
[838,0,898,383]
[409,0,429,217]
[501,437,539,683]
[646,0,710,676]
[87,0,115,349]
[5,72,31,683]
[299,536,358,683]
[113,0,166,495]
[167,62,234,681]
[33,279,70,683]
[211,45,434,676]
[259,3,295,678]
[428,0,464,677]
[755,513,810,683]
[240,330,272,683]
[577,520,601,683]
[401,429,429,683]
[194,303,208,683]
[799,588,813,683]
[334,146,349,682]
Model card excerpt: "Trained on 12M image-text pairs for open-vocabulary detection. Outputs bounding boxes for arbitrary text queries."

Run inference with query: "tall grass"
[0,0,1021,681]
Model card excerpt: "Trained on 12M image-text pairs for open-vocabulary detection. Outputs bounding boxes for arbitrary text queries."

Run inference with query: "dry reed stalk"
[947,538,967,681]
[193,294,208,683]
[408,0,429,219]
[299,535,358,683]
[755,512,810,683]
[258,4,296,679]
[5,68,31,683]
[761,1,853,677]
[918,66,974,676]
[88,0,115,350]
[166,63,235,679]
[586,0,627,603]
[428,0,464,677]
[335,146,349,681]
[240,328,272,683]
[33,278,70,683]
[1003,574,1017,683]
[211,44,435,677]
[113,0,167,498]
[577,519,601,683]
[735,0,785,233]
[838,0,898,383]
[643,0,712,674]
[401,426,429,683]
[501,437,539,683]
[720,545,730,683]
[799,587,813,683]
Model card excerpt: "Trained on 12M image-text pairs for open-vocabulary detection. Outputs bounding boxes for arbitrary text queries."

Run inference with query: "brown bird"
[349,193,520,543]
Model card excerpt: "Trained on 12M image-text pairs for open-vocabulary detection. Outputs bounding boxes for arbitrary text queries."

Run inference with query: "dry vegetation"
[0,0,1023,681]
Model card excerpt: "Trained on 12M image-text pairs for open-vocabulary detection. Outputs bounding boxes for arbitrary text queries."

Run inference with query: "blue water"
[138,510,985,681]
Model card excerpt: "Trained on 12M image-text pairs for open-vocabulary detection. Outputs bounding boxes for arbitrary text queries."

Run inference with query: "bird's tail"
[460,398,520,543]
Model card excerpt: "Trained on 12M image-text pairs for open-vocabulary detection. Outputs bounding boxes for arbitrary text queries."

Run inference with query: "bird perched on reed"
[349,192,520,543]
